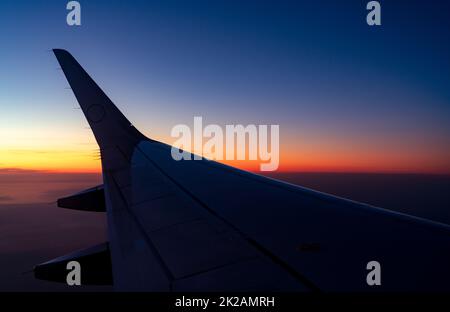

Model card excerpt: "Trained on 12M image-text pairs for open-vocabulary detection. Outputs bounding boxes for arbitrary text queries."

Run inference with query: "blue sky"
[1,0,450,172]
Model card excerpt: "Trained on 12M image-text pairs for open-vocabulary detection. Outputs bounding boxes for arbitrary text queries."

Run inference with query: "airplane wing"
[45,49,450,292]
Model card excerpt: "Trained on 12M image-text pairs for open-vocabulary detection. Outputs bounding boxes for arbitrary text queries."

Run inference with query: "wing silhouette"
[36,49,450,292]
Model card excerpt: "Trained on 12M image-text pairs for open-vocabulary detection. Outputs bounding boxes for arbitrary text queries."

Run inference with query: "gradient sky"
[1,0,450,173]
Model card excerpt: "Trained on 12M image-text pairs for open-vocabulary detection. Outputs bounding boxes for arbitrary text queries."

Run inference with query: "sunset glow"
[1,1,449,175]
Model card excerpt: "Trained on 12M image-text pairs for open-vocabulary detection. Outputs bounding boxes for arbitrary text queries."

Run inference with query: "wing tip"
[52,48,69,54]
[52,49,74,63]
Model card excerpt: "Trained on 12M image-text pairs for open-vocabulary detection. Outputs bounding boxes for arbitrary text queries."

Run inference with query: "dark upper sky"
[1,0,450,172]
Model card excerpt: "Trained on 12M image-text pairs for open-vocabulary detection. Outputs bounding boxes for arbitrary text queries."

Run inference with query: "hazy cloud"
[0,195,14,202]
[0,168,44,174]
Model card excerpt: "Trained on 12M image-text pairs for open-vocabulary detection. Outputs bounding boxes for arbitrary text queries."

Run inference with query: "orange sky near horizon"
[2,131,449,174]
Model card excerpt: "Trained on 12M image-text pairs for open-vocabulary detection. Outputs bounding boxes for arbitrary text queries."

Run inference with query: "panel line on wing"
[135,144,320,292]
[174,255,260,281]
[107,171,176,284]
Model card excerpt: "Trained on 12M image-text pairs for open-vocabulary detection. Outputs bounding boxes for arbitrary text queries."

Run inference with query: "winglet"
[53,49,148,166]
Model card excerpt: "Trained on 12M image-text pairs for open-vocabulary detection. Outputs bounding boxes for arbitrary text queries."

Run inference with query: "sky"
[1,0,450,173]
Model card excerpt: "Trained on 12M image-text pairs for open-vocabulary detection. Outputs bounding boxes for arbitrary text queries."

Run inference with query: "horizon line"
[1,167,450,176]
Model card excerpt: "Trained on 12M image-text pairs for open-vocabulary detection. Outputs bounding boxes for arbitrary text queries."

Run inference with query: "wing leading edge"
[52,49,450,292]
